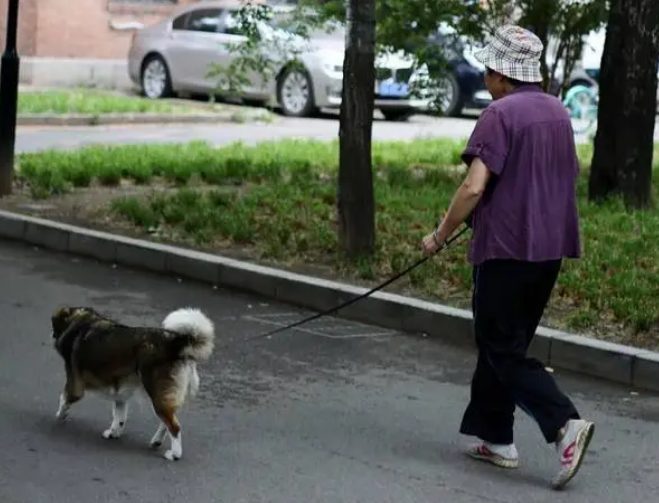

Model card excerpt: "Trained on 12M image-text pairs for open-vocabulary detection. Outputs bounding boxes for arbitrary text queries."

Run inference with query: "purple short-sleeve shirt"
[461,85,581,265]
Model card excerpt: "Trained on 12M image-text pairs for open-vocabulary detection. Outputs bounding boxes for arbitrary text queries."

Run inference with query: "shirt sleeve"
[460,106,509,176]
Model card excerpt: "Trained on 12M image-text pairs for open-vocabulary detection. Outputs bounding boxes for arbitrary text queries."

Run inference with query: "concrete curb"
[0,209,656,392]
[16,112,272,127]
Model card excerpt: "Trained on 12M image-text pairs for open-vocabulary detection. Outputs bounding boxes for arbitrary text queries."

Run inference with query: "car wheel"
[381,109,413,121]
[277,66,316,117]
[141,55,173,99]
[436,73,464,117]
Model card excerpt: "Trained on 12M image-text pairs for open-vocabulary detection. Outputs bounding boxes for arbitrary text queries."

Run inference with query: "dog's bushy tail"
[162,307,215,361]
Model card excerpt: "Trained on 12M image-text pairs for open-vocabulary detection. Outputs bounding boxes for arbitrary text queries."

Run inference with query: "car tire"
[141,54,173,100]
[437,73,464,117]
[276,66,316,117]
[381,109,413,121]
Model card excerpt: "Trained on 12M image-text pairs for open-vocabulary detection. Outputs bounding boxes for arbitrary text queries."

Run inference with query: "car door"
[166,7,228,93]
[215,9,267,99]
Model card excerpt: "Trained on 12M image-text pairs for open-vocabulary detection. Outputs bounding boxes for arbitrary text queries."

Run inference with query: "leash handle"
[237,225,470,345]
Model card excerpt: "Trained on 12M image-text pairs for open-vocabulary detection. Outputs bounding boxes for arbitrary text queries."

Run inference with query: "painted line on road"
[246,311,400,336]
[210,311,398,338]
[242,315,397,340]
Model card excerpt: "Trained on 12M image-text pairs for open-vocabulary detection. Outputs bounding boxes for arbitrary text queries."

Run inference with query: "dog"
[50,305,215,461]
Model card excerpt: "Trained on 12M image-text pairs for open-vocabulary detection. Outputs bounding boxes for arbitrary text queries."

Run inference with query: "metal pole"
[0,0,20,196]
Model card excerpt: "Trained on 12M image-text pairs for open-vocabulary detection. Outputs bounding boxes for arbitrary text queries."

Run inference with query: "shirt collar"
[510,83,544,94]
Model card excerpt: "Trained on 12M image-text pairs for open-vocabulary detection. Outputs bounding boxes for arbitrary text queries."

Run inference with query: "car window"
[267,10,341,39]
[218,9,265,36]
[219,10,248,36]
[172,14,187,31]
[185,8,223,33]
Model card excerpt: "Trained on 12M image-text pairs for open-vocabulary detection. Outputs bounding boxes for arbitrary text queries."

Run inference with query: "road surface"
[14,114,479,154]
[2,112,585,156]
[16,112,659,155]
[0,239,658,503]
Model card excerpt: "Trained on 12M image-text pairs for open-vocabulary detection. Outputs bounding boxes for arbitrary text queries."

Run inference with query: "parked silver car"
[127,0,431,120]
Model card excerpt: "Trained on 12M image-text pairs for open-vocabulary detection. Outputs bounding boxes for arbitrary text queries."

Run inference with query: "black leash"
[235,225,470,346]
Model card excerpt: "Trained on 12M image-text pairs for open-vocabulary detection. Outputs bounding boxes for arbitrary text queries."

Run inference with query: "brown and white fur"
[50,306,215,461]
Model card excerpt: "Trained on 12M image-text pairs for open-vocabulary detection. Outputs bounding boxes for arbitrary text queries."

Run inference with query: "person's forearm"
[436,183,483,242]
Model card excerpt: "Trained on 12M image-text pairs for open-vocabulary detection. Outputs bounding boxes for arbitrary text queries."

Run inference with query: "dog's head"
[51,306,102,342]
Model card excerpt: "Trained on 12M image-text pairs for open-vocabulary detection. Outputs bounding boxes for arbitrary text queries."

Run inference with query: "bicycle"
[562,84,599,135]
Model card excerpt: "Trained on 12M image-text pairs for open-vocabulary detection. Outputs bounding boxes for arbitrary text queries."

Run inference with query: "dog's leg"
[143,364,190,460]
[56,368,84,421]
[149,422,167,449]
[102,400,128,439]
[154,405,182,461]
[55,392,72,420]
[55,390,83,420]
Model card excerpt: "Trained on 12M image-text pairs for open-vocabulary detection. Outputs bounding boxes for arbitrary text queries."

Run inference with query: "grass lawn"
[15,88,208,115]
[7,138,659,350]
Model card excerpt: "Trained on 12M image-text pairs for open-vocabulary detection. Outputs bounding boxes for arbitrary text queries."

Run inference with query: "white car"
[127,1,431,120]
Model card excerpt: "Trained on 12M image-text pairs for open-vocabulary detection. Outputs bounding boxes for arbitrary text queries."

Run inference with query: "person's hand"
[421,229,443,256]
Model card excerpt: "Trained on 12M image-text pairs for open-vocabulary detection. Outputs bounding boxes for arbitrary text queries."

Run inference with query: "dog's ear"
[51,307,90,341]
[51,307,72,341]
[52,311,96,358]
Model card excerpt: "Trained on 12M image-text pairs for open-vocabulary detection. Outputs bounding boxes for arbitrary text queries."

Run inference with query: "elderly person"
[421,25,594,490]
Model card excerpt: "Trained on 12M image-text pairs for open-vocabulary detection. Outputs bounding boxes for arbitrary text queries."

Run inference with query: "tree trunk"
[588,0,659,208]
[337,0,376,259]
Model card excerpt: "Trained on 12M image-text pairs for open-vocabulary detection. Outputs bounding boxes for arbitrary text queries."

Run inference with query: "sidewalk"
[0,239,658,502]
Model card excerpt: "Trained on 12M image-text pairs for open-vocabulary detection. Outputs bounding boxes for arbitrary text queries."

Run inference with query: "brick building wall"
[0,0,199,59]
[0,0,37,56]
[38,0,203,59]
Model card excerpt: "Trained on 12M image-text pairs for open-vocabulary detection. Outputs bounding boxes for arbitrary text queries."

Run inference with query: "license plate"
[379,81,409,97]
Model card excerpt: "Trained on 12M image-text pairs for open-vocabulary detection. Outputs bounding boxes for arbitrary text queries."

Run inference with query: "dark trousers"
[459,258,580,445]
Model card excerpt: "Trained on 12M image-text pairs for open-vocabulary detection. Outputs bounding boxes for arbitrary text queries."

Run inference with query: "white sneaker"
[466,441,519,469]
[552,419,595,490]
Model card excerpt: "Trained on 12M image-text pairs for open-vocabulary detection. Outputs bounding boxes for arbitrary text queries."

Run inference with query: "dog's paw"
[164,450,181,461]
[102,428,123,440]
[55,395,70,421]
[149,439,163,449]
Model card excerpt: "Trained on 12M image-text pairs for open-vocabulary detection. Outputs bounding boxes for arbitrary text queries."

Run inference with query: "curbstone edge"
[25,220,69,251]
[632,350,659,391]
[167,250,222,284]
[16,112,271,127]
[68,231,117,262]
[115,240,168,273]
[0,209,656,393]
[0,211,26,239]
[546,329,635,386]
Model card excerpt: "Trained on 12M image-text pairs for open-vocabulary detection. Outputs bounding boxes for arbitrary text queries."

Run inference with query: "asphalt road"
[14,114,479,154]
[16,112,659,155]
[0,238,658,502]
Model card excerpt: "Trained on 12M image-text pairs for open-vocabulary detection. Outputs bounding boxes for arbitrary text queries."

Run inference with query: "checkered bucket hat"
[474,25,543,83]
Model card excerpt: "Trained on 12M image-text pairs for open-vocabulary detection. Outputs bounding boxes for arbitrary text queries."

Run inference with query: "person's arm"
[434,157,491,243]
[421,107,509,255]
